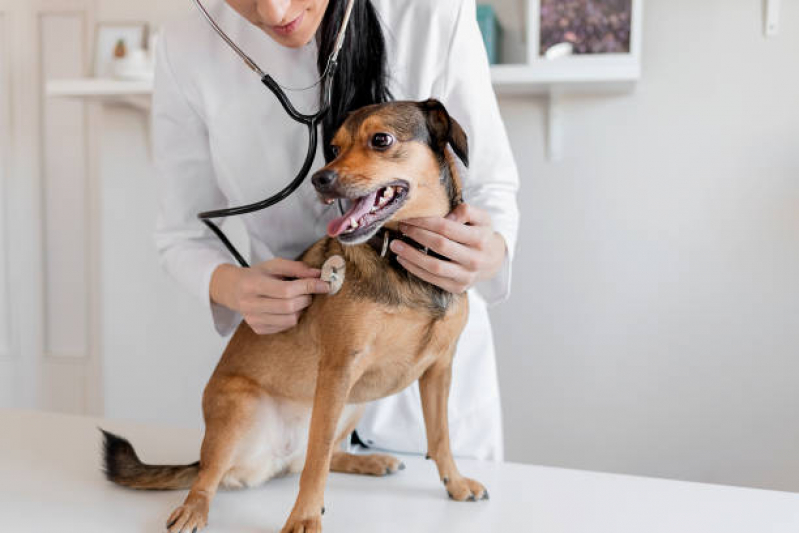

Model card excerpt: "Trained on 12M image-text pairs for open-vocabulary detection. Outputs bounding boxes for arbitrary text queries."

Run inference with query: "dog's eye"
[330,145,341,158]
[370,133,394,150]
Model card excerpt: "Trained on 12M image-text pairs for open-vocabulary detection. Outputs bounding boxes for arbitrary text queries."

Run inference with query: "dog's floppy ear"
[419,99,469,167]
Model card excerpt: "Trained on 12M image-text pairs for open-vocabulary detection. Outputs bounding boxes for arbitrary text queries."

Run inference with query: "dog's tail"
[101,429,199,490]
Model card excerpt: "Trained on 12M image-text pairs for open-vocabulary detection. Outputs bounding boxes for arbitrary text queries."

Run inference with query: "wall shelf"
[491,63,639,96]
[48,62,640,105]
[48,51,642,162]
[47,78,153,111]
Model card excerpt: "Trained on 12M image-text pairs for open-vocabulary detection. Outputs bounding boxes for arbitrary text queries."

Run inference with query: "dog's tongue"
[327,191,379,237]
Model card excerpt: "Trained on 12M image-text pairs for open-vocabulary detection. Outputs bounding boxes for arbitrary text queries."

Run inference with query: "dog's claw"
[321,506,326,516]
[467,494,476,502]
[442,476,449,486]
[482,490,489,500]
[425,454,431,460]
[166,518,178,530]
[399,462,406,470]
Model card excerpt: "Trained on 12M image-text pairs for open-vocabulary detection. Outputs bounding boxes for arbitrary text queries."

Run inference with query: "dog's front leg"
[281,359,359,533]
[419,358,488,502]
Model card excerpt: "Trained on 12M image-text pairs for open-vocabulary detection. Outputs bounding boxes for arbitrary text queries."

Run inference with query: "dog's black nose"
[312,169,338,192]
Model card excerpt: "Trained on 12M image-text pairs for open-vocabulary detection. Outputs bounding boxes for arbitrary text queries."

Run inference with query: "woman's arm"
[390,0,520,302]
[153,27,327,336]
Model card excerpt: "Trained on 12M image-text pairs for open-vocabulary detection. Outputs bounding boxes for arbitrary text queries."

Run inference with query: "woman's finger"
[247,294,312,315]
[399,217,482,247]
[260,258,322,279]
[250,323,289,336]
[396,257,465,294]
[390,239,472,282]
[255,275,330,298]
[393,226,480,271]
[251,311,301,329]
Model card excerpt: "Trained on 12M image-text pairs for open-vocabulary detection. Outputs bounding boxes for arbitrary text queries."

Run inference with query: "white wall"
[96,0,190,26]
[47,0,799,493]
[491,0,799,491]
[0,0,12,402]
[0,0,97,411]
[98,108,228,428]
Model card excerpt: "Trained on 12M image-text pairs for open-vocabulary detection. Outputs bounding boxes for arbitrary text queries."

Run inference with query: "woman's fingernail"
[317,281,331,292]
[398,223,408,232]
[390,240,404,253]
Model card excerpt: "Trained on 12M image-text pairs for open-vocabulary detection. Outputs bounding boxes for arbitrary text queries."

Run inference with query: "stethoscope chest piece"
[321,255,346,295]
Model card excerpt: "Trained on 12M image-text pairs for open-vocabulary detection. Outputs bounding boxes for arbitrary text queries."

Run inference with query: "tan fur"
[105,101,486,533]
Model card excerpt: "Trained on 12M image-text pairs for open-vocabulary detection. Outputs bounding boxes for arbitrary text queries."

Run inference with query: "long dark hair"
[317,0,392,162]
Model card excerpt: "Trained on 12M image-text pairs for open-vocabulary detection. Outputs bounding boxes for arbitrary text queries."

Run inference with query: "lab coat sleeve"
[152,29,253,337]
[437,0,520,306]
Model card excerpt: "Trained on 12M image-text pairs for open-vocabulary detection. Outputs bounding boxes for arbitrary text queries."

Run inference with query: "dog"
[102,99,487,533]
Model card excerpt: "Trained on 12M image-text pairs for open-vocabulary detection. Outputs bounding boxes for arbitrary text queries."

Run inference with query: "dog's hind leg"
[166,376,264,533]
[330,405,405,476]
[419,358,488,502]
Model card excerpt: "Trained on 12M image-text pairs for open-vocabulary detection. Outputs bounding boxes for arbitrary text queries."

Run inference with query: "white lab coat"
[153,0,519,461]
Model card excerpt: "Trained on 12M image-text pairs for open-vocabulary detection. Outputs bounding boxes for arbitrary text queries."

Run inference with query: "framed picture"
[93,22,149,77]
[539,0,633,57]
[528,0,642,64]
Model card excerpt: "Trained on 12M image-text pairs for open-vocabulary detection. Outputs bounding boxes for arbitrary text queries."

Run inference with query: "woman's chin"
[264,28,312,48]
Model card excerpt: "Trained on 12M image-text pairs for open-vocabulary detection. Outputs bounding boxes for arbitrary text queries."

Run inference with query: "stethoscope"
[191,0,356,268]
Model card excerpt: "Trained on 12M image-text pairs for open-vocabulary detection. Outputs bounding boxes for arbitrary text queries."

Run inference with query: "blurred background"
[1,0,798,494]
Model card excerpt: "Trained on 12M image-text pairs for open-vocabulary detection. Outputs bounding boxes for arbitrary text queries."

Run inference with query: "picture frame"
[93,22,149,78]
[538,0,635,57]
[526,0,642,75]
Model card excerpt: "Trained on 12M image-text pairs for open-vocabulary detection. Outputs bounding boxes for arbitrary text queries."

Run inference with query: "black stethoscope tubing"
[197,71,336,268]
[190,0,353,268]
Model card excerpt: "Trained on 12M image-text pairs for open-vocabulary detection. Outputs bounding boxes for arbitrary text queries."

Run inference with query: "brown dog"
[102,99,487,533]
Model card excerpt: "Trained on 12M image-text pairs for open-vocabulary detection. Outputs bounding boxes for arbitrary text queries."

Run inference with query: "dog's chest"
[344,298,467,404]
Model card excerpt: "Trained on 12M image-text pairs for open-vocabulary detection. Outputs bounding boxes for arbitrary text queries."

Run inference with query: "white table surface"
[1,409,798,532]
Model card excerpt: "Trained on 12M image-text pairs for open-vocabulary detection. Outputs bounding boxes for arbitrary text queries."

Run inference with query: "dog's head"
[312,99,469,245]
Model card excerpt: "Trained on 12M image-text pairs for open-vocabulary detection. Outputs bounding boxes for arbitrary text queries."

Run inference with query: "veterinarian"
[153,0,519,461]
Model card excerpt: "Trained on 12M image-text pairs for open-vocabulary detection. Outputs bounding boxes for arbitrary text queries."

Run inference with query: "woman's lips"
[271,12,304,36]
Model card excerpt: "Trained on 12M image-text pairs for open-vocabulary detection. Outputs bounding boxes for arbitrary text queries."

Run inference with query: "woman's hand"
[211,258,330,335]
[390,203,507,294]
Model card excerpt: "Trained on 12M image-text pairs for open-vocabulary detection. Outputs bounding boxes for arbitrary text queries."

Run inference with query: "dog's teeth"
[383,187,394,199]
[350,217,359,229]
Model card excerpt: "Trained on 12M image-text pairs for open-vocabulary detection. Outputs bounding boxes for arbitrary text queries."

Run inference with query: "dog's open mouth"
[326,181,409,243]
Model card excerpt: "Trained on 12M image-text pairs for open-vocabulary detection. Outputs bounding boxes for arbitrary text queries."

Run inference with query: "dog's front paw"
[280,515,322,533]
[166,495,209,533]
[445,476,489,502]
